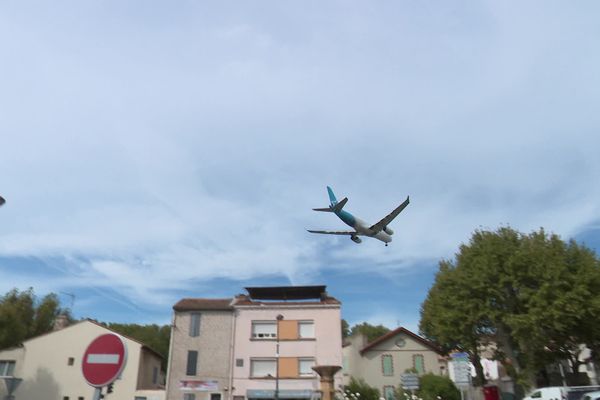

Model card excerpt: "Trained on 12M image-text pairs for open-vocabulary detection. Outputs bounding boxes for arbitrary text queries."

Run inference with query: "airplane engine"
[351,235,362,244]
[384,227,394,235]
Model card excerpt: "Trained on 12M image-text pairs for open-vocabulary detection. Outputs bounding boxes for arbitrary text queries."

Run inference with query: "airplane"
[308,186,410,246]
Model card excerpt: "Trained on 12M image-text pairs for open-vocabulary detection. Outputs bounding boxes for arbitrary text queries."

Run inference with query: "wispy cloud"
[1,1,599,322]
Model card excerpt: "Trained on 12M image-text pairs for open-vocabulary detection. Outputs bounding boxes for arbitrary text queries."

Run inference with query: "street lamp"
[275,314,284,400]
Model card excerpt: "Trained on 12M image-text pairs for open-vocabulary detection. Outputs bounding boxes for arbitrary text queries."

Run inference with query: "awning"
[247,389,317,399]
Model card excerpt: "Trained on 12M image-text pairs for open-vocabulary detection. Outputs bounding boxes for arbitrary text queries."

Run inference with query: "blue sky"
[1,1,600,333]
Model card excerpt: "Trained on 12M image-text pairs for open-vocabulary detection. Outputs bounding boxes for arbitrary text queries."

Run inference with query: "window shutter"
[190,313,201,337]
[186,351,198,375]
[278,320,298,340]
[382,355,393,376]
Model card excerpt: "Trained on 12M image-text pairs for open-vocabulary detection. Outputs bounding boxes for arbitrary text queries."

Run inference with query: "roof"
[245,285,328,300]
[234,297,341,306]
[173,298,234,311]
[360,326,443,355]
[0,319,164,360]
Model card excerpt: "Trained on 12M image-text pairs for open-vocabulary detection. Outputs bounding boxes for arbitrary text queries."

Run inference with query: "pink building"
[166,286,343,400]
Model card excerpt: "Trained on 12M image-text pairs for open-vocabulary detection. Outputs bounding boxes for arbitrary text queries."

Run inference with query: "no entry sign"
[82,333,128,387]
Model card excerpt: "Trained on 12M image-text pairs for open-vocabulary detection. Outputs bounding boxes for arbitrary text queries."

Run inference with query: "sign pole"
[92,387,102,400]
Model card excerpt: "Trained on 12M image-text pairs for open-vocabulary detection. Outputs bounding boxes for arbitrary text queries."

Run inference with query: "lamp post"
[275,314,284,400]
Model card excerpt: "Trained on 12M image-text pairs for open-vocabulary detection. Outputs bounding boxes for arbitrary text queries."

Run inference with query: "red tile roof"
[173,298,233,311]
[360,326,443,355]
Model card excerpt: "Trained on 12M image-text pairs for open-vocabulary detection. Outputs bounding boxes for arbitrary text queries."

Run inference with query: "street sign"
[450,353,471,387]
[82,333,128,387]
[401,373,420,390]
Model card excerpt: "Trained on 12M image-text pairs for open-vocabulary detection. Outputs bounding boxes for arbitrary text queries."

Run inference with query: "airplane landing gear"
[385,243,388,247]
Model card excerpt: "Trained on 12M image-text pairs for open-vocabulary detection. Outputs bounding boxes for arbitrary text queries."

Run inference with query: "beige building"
[0,319,165,400]
[166,286,343,400]
[165,299,234,400]
[342,327,447,400]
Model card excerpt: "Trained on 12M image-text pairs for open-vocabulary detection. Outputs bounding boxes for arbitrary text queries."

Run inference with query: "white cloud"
[1,1,600,316]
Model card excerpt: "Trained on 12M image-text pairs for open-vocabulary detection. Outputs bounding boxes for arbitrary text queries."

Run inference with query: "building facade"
[166,286,343,400]
[165,299,234,400]
[0,319,164,400]
[342,327,447,400]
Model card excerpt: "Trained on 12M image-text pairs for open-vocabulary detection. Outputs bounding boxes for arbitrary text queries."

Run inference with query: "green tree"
[342,319,350,339]
[0,288,66,349]
[417,374,460,400]
[106,323,171,370]
[344,377,380,400]
[420,227,600,394]
[350,322,391,343]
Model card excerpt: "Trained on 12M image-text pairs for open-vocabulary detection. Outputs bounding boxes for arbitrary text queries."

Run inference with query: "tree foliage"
[420,227,600,391]
[417,374,460,400]
[344,377,381,400]
[342,319,351,339]
[105,323,171,370]
[0,288,67,349]
[396,374,460,400]
[350,322,391,343]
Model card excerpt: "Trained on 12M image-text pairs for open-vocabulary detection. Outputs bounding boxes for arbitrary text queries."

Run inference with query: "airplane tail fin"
[327,186,337,206]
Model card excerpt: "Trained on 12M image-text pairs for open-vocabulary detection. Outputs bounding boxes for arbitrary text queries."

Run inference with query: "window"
[190,313,201,337]
[251,322,277,339]
[383,386,395,400]
[0,360,15,376]
[298,321,314,338]
[211,394,222,400]
[186,351,198,376]
[531,392,541,399]
[68,357,75,366]
[382,354,393,376]
[236,358,244,367]
[184,394,196,400]
[152,366,158,384]
[250,359,276,377]
[413,354,425,374]
[299,358,315,377]
[63,397,69,400]
[78,397,84,400]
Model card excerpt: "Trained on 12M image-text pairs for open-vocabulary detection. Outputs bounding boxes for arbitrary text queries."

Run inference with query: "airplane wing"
[369,196,410,233]
[307,230,362,236]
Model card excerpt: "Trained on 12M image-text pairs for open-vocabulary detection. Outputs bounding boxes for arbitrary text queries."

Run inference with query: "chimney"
[53,314,69,331]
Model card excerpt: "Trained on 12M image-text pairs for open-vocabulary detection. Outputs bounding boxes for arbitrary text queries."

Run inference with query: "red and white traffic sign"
[82,333,128,387]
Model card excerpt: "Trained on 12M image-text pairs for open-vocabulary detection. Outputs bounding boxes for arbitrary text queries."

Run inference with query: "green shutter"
[414,355,424,374]
[382,355,393,376]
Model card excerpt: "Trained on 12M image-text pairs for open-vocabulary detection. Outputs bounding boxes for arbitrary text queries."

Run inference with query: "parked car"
[582,391,600,400]
[523,387,569,400]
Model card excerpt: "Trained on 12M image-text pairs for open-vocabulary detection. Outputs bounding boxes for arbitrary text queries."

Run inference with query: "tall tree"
[420,227,600,393]
[0,288,66,349]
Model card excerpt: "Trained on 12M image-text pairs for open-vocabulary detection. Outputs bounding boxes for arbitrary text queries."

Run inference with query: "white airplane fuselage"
[336,210,393,244]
